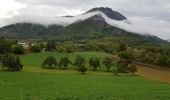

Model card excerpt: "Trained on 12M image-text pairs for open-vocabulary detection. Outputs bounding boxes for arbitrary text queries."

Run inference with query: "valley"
[0,7,170,100]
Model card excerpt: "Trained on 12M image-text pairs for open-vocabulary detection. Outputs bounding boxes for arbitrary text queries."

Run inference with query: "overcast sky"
[0,0,170,39]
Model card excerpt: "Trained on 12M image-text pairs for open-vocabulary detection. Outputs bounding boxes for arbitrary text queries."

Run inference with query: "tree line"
[1,38,169,68]
[41,55,137,75]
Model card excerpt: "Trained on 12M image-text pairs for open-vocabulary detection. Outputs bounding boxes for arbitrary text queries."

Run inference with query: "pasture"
[0,70,170,100]
[0,52,170,100]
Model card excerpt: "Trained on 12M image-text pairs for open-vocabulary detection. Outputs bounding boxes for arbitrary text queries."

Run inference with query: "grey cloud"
[0,0,170,39]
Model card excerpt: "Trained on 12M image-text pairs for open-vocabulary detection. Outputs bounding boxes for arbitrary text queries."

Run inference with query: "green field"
[0,52,170,100]
[0,71,170,100]
[20,52,112,70]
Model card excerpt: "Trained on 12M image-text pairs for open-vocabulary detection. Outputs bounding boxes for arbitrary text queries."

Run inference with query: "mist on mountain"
[0,7,169,39]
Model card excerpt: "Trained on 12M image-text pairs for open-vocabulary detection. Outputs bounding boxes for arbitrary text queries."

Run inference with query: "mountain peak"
[86,7,127,21]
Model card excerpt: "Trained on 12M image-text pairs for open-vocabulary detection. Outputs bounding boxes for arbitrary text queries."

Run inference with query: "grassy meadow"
[0,52,170,100]
[1,71,170,100]
[20,52,113,70]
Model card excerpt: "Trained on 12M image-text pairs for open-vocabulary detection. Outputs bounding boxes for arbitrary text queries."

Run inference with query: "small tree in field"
[112,66,118,76]
[89,57,101,71]
[46,40,56,51]
[74,55,87,74]
[79,65,87,74]
[118,43,127,52]
[1,53,23,71]
[102,56,113,72]
[41,56,57,69]
[116,59,129,73]
[128,63,137,76]
[59,57,72,69]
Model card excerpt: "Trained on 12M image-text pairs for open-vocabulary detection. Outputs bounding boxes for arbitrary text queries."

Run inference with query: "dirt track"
[137,65,170,84]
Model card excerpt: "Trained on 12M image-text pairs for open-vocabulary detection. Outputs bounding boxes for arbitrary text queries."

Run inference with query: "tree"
[0,38,12,54]
[78,65,87,74]
[59,57,72,69]
[89,57,101,71]
[74,55,87,74]
[0,54,2,68]
[1,53,23,71]
[73,55,86,67]
[63,44,75,53]
[118,50,133,61]
[156,54,170,66]
[56,46,66,53]
[102,56,113,72]
[116,59,129,73]
[112,66,118,76]
[41,56,57,69]
[12,45,24,54]
[46,40,56,51]
[118,44,127,52]
[30,44,42,52]
[128,63,137,76]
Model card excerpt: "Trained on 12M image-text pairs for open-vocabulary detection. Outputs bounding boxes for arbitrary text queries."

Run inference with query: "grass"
[0,70,170,100]
[20,52,113,70]
[0,52,170,100]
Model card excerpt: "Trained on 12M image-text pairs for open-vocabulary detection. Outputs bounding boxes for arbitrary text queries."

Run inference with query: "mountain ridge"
[0,7,169,45]
[86,7,127,21]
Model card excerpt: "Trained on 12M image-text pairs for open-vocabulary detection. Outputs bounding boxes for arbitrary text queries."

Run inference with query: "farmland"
[0,52,170,100]
[1,70,170,100]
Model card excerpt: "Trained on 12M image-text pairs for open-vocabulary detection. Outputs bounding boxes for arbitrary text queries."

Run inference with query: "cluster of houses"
[18,41,47,52]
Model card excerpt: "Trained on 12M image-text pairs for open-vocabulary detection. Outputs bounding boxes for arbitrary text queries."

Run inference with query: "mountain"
[0,23,64,39]
[86,7,127,21]
[0,7,169,45]
[167,39,170,42]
